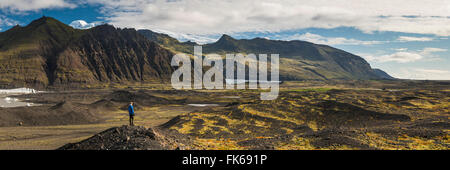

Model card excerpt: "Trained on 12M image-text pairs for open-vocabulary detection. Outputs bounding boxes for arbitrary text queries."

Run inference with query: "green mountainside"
[138,30,392,80]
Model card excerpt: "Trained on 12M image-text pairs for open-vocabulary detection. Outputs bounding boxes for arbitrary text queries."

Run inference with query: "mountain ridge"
[0,17,393,88]
[138,29,392,80]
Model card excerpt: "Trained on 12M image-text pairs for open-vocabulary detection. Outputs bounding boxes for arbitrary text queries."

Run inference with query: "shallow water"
[187,104,220,107]
[222,96,240,99]
[0,95,40,108]
[0,88,41,108]
[0,87,39,94]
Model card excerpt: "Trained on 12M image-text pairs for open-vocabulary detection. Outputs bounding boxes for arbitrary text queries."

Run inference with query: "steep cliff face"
[0,17,174,88]
[53,25,173,85]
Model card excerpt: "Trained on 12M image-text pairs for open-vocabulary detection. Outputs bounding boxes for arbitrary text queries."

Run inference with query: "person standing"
[128,102,135,126]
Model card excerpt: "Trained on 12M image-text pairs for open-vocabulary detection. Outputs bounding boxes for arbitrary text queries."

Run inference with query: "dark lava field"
[0,80,448,150]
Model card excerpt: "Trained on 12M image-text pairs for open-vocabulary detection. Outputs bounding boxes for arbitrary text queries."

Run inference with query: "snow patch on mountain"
[69,20,101,29]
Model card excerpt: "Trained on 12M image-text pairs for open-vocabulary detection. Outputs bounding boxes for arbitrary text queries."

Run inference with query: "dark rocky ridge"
[0,17,174,88]
[59,125,191,150]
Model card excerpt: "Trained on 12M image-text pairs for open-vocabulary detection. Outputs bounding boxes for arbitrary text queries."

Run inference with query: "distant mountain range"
[0,17,393,88]
[138,29,393,81]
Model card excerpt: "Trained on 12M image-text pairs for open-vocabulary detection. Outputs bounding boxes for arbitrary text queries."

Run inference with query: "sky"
[0,0,449,80]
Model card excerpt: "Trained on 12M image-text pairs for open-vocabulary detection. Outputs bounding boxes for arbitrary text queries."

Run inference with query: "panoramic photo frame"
[0,0,448,169]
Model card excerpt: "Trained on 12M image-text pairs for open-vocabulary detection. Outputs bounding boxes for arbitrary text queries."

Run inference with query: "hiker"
[128,102,135,126]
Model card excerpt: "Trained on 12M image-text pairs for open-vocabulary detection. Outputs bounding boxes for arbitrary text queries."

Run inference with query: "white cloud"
[421,47,447,55]
[0,0,76,12]
[362,47,447,63]
[69,20,101,29]
[397,36,434,42]
[85,0,450,36]
[0,15,17,27]
[285,32,383,45]
[151,29,217,44]
[394,48,408,51]
[367,52,424,63]
[392,68,450,80]
[414,68,450,74]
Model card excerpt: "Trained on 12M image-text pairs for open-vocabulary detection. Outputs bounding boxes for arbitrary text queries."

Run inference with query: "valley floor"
[0,104,200,149]
[0,80,448,150]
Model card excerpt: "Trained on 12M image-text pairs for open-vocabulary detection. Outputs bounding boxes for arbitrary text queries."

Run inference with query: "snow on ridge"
[70,20,100,29]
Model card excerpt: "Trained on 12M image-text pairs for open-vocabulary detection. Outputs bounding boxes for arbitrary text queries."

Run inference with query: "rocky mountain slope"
[138,29,392,80]
[0,17,174,88]
[372,69,395,79]
[0,17,392,88]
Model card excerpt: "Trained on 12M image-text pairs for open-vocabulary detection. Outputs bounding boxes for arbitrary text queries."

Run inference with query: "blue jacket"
[128,105,135,115]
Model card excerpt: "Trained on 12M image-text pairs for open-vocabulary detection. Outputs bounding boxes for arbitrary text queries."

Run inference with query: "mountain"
[138,30,393,80]
[0,17,81,87]
[0,17,392,88]
[372,69,395,79]
[137,29,197,54]
[0,17,174,88]
[54,25,174,86]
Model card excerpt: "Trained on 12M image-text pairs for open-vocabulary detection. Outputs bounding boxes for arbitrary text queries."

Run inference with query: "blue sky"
[0,0,449,80]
